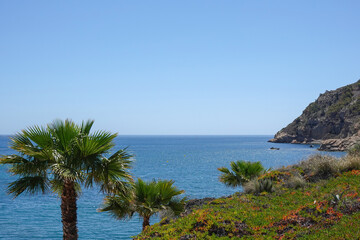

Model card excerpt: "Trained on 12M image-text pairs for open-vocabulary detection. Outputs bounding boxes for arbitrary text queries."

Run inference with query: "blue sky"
[0,1,359,135]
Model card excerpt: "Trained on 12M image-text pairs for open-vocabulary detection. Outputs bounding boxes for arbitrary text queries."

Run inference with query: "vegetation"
[304,102,320,115]
[349,98,360,114]
[326,85,354,117]
[355,79,360,90]
[99,178,186,231]
[347,144,360,157]
[218,160,265,188]
[283,175,306,190]
[0,119,133,240]
[341,147,360,172]
[135,152,360,239]
[243,178,274,195]
[297,154,340,181]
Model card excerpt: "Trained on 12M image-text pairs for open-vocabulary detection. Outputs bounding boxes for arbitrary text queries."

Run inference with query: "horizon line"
[0,134,274,136]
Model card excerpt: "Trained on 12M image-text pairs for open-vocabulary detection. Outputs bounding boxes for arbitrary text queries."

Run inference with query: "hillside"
[269,80,360,151]
[134,154,360,239]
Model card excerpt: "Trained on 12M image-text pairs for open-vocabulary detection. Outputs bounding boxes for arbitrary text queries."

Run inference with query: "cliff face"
[269,80,360,151]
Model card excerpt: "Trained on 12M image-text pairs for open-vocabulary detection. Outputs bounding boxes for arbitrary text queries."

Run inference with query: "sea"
[0,135,345,239]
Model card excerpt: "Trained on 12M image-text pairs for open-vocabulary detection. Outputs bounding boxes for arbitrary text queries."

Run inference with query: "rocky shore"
[269,80,360,151]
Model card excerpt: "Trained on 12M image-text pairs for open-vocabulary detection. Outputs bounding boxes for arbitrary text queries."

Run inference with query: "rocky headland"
[269,80,360,151]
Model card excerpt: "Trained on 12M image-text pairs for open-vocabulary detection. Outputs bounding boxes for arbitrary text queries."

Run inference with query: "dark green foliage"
[218,161,265,188]
[0,119,134,239]
[256,178,274,193]
[305,102,320,114]
[244,178,274,195]
[0,119,133,197]
[99,178,186,230]
[326,86,354,117]
[355,79,360,90]
[349,98,360,115]
[284,175,306,189]
[348,144,360,156]
[7,176,49,197]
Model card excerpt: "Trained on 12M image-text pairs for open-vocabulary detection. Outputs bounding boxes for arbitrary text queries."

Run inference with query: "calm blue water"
[0,135,345,239]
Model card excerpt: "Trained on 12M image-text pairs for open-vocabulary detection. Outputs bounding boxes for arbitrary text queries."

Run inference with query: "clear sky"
[0,1,359,135]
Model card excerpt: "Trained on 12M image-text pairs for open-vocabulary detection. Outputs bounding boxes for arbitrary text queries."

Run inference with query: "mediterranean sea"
[0,135,345,239]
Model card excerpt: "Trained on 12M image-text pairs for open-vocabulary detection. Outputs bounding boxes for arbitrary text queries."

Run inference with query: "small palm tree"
[0,119,133,240]
[99,178,186,231]
[218,160,265,188]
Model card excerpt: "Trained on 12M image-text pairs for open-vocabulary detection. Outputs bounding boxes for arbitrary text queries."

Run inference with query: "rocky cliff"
[269,80,360,151]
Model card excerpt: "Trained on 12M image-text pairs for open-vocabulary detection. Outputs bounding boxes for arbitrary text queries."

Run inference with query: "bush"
[243,178,274,195]
[298,154,340,180]
[326,86,353,117]
[347,144,360,156]
[305,102,320,114]
[349,99,360,115]
[340,155,360,172]
[284,175,306,189]
[258,170,291,183]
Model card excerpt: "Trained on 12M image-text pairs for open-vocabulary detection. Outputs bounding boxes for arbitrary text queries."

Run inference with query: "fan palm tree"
[99,178,186,231]
[218,160,265,188]
[0,119,133,240]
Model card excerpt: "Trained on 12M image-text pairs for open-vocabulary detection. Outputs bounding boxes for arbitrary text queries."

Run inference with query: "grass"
[134,154,360,239]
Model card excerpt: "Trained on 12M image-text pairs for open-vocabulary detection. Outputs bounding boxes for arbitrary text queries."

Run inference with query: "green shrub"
[243,178,274,195]
[326,86,353,117]
[347,144,360,156]
[349,99,360,114]
[340,155,360,172]
[284,175,306,189]
[355,79,360,90]
[259,170,291,183]
[305,102,320,114]
[299,154,340,180]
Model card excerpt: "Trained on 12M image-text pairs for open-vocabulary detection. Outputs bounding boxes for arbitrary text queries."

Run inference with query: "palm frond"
[21,125,53,149]
[7,176,49,198]
[100,178,186,228]
[80,119,95,135]
[160,196,187,218]
[234,161,264,179]
[218,166,231,175]
[48,119,80,153]
[10,130,54,161]
[51,163,84,182]
[98,195,134,220]
[9,132,34,152]
[218,167,245,188]
[135,178,157,204]
[1,154,49,177]
[218,160,265,188]
[123,179,184,217]
[84,149,133,194]
[156,180,184,203]
[9,160,48,176]
[77,131,117,158]
[2,119,133,204]
[0,154,28,164]
[100,180,134,196]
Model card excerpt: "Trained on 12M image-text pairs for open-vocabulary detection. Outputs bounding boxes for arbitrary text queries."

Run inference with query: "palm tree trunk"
[61,180,78,240]
[142,215,150,231]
